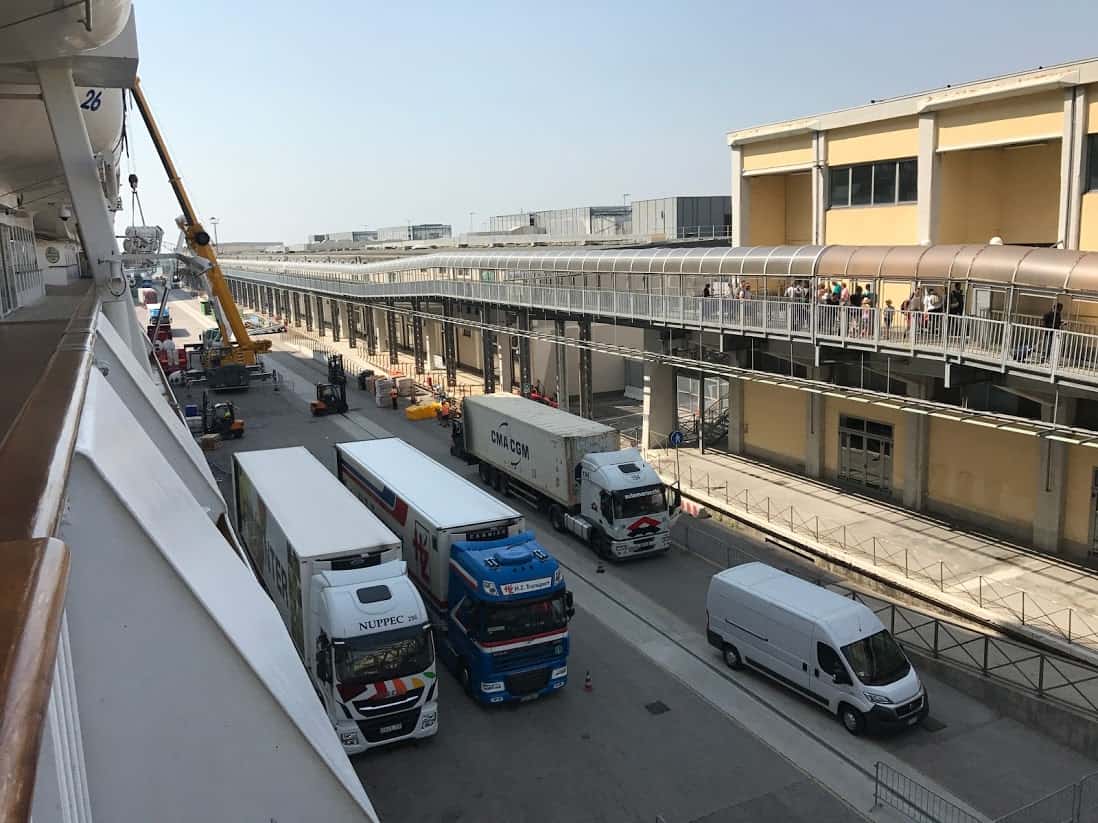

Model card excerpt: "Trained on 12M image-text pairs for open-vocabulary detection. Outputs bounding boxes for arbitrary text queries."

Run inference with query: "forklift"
[311,354,349,416]
[202,390,245,439]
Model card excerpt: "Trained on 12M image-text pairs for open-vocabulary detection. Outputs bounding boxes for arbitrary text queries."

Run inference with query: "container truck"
[453,393,677,560]
[336,438,574,704]
[232,447,439,754]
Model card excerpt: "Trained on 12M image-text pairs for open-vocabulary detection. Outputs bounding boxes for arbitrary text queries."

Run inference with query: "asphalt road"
[174,306,1098,822]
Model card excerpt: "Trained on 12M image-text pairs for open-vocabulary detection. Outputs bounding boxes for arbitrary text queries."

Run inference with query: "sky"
[125,0,1098,245]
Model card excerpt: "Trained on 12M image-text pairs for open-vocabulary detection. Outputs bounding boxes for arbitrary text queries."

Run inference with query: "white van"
[706,563,927,734]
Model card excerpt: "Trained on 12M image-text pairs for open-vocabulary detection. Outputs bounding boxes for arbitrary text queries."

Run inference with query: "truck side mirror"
[317,655,332,684]
[565,591,575,620]
[668,486,681,514]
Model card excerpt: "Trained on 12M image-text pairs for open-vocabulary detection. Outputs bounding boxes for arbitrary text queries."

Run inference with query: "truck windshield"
[614,485,666,519]
[482,594,567,644]
[841,630,910,686]
[334,625,434,686]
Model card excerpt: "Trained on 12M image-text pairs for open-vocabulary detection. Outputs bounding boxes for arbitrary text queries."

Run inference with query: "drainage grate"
[645,700,670,716]
[921,716,946,732]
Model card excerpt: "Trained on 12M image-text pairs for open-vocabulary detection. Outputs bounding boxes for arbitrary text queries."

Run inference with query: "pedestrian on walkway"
[884,299,895,338]
[703,283,711,298]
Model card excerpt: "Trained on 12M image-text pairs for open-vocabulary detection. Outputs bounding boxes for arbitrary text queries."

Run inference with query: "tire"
[722,644,743,670]
[592,531,612,561]
[839,703,866,736]
[233,430,243,439]
[478,462,491,485]
[459,663,474,698]
[495,472,509,496]
[550,505,565,532]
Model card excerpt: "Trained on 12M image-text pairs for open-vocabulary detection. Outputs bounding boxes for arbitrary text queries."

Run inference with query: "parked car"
[706,562,928,735]
[250,322,286,335]
[242,314,285,334]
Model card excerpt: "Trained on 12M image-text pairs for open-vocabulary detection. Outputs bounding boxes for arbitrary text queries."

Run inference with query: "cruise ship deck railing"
[0,291,96,822]
[225,267,1098,387]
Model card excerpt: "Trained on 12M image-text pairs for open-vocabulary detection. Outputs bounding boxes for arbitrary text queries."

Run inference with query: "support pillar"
[1060,86,1088,250]
[346,302,357,348]
[730,145,750,247]
[385,302,398,366]
[917,112,940,246]
[499,332,514,394]
[902,380,930,510]
[805,367,827,478]
[578,320,593,419]
[304,292,314,331]
[811,132,827,245]
[37,62,148,364]
[292,292,302,327]
[443,300,457,387]
[363,305,377,355]
[316,294,327,337]
[330,298,341,343]
[641,329,675,449]
[554,319,568,411]
[412,299,425,374]
[1035,398,1075,554]
[481,307,497,394]
[518,309,532,394]
[726,378,744,455]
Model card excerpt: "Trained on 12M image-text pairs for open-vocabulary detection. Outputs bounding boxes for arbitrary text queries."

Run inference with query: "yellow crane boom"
[129,77,270,366]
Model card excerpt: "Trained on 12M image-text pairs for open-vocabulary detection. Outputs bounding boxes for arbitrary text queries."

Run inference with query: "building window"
[1088,134,1098,193]
[828,158,917,208]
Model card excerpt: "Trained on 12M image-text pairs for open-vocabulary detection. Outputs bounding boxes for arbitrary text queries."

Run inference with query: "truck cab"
[308,563,439,754]
[441,532,574,704]
[577,449,673,559]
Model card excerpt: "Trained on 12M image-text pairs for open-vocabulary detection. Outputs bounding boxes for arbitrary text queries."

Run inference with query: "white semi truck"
[453,394,677,560]
[232,446,439,754]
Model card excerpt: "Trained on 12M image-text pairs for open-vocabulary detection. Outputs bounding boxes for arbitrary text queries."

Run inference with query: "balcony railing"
[225,266,1098,387]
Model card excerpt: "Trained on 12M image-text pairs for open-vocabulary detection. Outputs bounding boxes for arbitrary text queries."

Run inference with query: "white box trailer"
[335,437,525,607]
[232,447,438,753]
[459,393,619,509]
[455,394,674,561]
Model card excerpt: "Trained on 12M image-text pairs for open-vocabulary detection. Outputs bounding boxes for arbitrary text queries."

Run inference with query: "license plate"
[907,716,919,726]
[520,694,539,702]
[379,723,402,734]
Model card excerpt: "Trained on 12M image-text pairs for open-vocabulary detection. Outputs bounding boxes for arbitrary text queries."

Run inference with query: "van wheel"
[722,644,743,670]
[550,505,565,532]
[478,462,492,485]
[839,703,865,735]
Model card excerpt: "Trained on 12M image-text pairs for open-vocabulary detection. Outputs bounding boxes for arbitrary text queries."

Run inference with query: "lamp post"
[469,211,476,233]
[209,216,220,249]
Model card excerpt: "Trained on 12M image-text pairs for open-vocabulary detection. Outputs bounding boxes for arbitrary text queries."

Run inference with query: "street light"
[622,193,630,206]
[209,216,220,249]
[469,211,476,234]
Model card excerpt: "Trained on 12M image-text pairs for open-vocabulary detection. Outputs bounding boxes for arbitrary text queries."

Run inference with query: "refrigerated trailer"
[454,393,676,560]
[232,447,438,754]
[336,438,574,703]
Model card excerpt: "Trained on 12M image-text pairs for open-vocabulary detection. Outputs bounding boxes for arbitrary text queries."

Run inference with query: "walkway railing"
[225,266,1098,387]
[648,446,1098,658]
[874,762,986,823]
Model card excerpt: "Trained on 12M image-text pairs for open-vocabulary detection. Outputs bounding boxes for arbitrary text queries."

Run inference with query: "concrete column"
[304,292,313,331]
[481,307,497,394]
[805,368,827,478]
[1059,86,1088,250]
[641,329,675,449]
[316,295,327,337]
[412,299,425,374]
[346,301,357,348]
[917,112,940,246]
[499,333,513,393]
[1035,398,1076,554]
[518,309,532,394]
[727,378,744,454]
[902,380,930,511]
[363,305,377,355]
[385,303,398,366]
[578,320,593,419]
[730,145,750,246]
[554,319,568,411]
[332,298,344,343]
[442,300,457,386]
[811,131,827,244]
[291,292,302,327]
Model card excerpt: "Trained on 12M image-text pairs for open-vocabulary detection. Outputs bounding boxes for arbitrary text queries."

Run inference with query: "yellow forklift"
[131,78,271,390]
[202,391,245,439]
[311,355,349,416]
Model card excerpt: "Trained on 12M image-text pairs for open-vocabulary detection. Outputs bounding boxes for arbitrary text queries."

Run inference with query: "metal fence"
[991,771,1098,823]
[645,445,1098,657]
[874,762,985,823]
[224,267,1098,388]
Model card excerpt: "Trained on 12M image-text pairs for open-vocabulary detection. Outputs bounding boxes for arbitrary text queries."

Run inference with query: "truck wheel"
[478,462,492,485]
[550,505,565,532]
[839,703,866,735]
[722,644,743,670]
[459,663,474,698]
[494,471,508,495]
[593,531,612,561]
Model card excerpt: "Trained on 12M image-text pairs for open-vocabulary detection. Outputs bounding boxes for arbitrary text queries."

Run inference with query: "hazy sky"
[126,0,1098,245]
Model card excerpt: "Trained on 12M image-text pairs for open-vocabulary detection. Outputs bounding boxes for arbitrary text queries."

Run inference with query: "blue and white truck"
[336,438,574,704]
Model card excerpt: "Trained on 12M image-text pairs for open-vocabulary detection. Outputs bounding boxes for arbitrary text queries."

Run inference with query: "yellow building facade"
[728,59,1098,253]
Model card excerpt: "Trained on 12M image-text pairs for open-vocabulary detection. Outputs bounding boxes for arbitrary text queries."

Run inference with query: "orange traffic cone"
[584,671,592,692]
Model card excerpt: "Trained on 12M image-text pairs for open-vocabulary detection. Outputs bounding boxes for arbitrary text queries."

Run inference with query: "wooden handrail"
[0,287,97,820]
[0,538,69,822]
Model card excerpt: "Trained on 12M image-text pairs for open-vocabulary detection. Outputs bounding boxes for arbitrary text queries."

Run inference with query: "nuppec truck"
[336,438,574,704]
[232,447,439,754]
[454,393,676,560]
